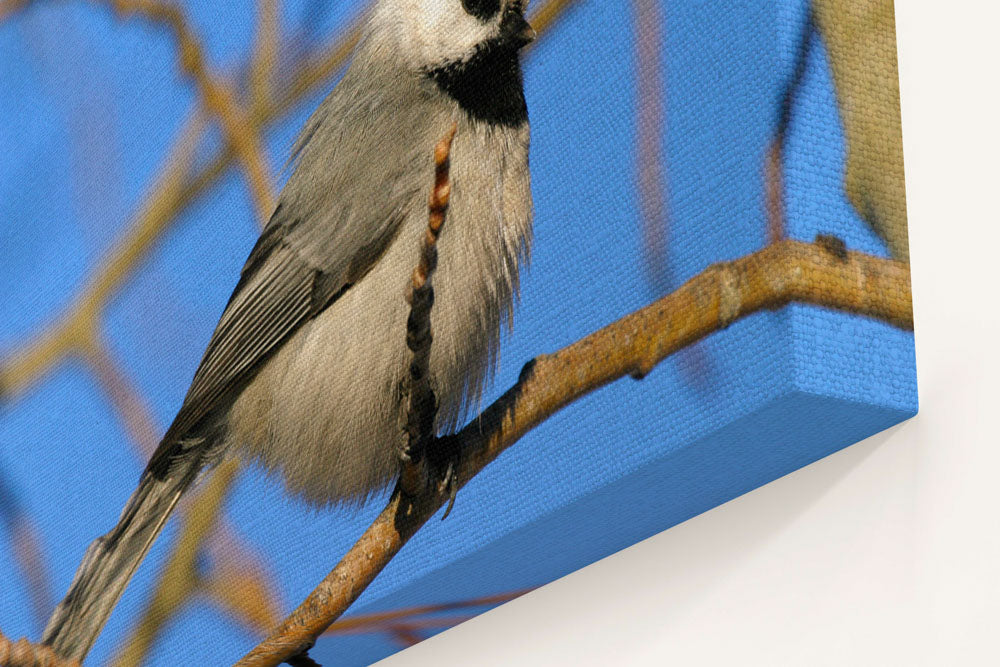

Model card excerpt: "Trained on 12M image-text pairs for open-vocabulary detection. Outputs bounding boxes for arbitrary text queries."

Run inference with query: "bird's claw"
[438,459,458,520]
[427,437,460,520]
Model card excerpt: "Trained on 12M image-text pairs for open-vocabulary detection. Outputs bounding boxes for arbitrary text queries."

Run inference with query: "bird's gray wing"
[148,201,403,475]
[145,57,438,476]
[41,202,402,654]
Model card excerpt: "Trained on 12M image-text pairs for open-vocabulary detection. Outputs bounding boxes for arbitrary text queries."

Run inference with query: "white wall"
[378,2,1000,664]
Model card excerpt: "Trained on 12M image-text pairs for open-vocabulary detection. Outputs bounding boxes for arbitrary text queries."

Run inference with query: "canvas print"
[0,0,916,665]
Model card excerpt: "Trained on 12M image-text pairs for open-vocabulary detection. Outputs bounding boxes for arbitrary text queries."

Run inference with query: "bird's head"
[369,0,535,72]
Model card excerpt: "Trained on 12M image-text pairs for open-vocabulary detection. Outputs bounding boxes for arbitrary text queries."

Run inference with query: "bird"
[42,0,536,659]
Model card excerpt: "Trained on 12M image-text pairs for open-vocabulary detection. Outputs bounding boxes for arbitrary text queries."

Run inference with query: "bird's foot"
[397,433,460,518]
[427,436,461,520]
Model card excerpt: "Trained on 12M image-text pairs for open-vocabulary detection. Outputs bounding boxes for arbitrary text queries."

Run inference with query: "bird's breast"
[228,118,531,507]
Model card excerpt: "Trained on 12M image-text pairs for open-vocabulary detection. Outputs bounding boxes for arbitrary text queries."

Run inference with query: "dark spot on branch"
[517,357,538,384]
[816,233,849,261]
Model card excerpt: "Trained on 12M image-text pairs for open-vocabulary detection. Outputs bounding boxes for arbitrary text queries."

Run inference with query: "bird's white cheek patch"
[410,1,496,66]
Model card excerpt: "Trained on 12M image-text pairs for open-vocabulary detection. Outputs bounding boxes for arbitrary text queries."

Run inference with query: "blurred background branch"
[250,0,279,113]
[3,0,275,222]
[321,590,531,644]
[812,0,909,260]
[0,473,53,635]
[632,0,713,388]
[765,7,815,245]
[634,0,669,295]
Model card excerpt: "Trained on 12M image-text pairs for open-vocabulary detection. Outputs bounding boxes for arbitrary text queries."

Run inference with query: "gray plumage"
[42,0,534,659]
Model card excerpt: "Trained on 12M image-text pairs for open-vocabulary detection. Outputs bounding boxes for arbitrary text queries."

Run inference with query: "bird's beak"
[502,13,537,49]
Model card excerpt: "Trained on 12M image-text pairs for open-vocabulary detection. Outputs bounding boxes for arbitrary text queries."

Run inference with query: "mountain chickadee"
[42,0,535,658]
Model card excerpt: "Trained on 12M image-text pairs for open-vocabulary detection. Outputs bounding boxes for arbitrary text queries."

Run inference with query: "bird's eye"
[461,0,501,22]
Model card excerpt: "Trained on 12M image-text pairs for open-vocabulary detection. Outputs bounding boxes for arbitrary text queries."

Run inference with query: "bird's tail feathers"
[41,443,206,661]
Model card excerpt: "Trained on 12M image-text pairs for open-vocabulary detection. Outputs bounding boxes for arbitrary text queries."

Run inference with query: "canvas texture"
[0,1,916,665]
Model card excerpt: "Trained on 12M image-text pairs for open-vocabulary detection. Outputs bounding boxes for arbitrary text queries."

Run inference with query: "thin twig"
[529,0,580,35]
[250,0,280,113]
[286,122,456,667]
[764,138,786,245]
[323,589,530,635]
[766,9,814,244]
[84,339,161,458]
[634,0,669,294]
[399,124,457,497]
[1,474,54,634]
[2,0,275,222]
[234,237,912,666]
[112,0,274,221]
[633,0,712,387]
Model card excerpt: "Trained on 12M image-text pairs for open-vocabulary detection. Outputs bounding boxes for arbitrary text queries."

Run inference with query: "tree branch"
[0,630,81,667]
[282,121,458,667]
[765,8,814,244]
[234,237,911,666]
[250,0,280,113]
[0,476,54,635]
[812,0,908,260]
[119,0,275,221]
[399,123,457,498]
[3,0,275,221]
[322,589,531,636]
